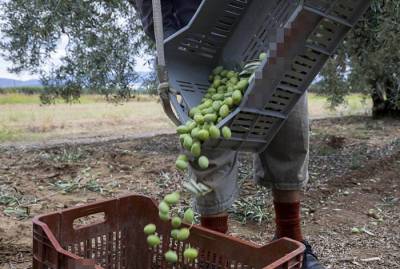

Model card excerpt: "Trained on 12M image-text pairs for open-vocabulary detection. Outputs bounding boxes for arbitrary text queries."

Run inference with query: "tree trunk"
[371,82,400,118]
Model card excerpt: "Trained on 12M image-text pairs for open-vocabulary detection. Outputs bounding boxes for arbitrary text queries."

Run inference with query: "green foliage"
[319,53,348,109]
[0,0,153,103]
[321,1,400,117]
[141,71,158,95]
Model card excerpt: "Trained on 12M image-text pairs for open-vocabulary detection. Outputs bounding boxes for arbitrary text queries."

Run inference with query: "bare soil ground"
[0,116,399,269]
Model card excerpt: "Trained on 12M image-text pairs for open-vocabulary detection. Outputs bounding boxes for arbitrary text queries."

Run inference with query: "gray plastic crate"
[161,0,371,153]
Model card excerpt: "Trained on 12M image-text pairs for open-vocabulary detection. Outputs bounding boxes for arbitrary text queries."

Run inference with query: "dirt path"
[0,116,349,151]
[0,116,399,269]
[0,129,175,151]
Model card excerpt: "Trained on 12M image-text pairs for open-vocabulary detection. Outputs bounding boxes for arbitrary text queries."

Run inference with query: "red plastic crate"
[33,194,304,268]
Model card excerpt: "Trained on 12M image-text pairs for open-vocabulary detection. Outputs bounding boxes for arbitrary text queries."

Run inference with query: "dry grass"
[0,100,174,142]
[0,93,371,143]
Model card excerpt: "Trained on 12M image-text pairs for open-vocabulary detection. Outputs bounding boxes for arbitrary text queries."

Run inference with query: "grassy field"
[0,93,121,105]
[0,93,371,143]
[308,93,372,119]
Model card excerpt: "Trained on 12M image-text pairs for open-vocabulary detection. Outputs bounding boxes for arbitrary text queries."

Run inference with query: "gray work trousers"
[190,94,310,215]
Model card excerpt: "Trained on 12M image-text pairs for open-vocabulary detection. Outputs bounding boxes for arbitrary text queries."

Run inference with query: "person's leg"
[272,189,303,241]
[189,148,239,233]
[273,189,323,269]
[254,93,309,240]
[255,93,324,268]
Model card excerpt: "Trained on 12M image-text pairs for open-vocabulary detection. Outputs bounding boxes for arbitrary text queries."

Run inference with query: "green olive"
[164,250,178,263]
[183,208,194,223]
[159,211,170,221]
[177,125,189,134]
[208,87,217,94]
[176,159,188,171]
[212,80,221,88]
[194,114,205,125]
[177,154,188,162]
[237,79,248,91]
[191,127,200,138]
[171,217,182,228]
[147,235,161,247]
[222,126,232,139]
[209,125,221,139]
[183,135,193,150]
[212,101,222,111]
[184,248,199,261]
[171,229,179,240]
[212,66,223,75]
[232,90,242,105]
[158,201,170,214]
[186,121,197,131]
[198,130,210,141]
[144,224,156,235]
[219,104,230,118]
[224,97,233,107]
[177,228,190,241]
[191,142,201,157]
[259,52,267,61]
[164,192,180,205]
[189,107,199,117]
[212,93,224,101]
[198,156,209,169]
[204,113,217,123]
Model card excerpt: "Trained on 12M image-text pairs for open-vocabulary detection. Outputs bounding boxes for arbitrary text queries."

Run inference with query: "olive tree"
[0,0,153,103]
[320,0,400,118]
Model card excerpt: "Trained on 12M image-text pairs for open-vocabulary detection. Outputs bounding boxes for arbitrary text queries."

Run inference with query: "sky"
[0,58,38,80]
[0,33,69,81]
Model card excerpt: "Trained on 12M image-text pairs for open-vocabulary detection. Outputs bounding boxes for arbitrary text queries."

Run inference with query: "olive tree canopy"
[320,0,400,118]
[0,0,153,103]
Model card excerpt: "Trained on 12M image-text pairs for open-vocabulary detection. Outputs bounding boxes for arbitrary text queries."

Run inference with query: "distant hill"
[0,78,42,88]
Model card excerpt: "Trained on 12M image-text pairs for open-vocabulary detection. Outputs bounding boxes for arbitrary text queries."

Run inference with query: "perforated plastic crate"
[160,0,371,152]
[33,195,305,268]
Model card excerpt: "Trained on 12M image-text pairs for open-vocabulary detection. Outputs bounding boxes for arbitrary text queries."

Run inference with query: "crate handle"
[72,211,106,231]
[61,202,116,234]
